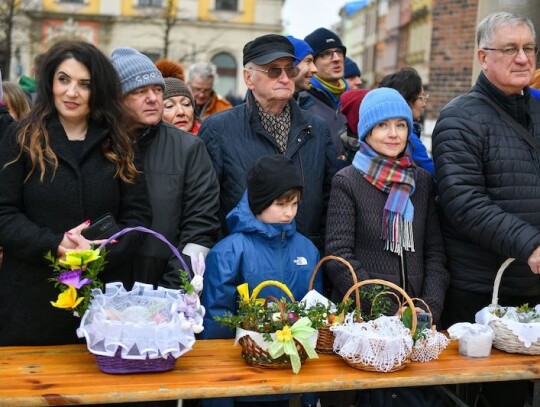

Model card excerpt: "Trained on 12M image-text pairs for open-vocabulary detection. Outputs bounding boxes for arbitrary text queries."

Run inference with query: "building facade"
[5,0,284,98]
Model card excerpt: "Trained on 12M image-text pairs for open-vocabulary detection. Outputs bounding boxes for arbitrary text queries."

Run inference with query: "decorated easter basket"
[476,258,540,355]
[76,226,205,374]
[332,279,417,373]
[408,298,449,362]
[307,255,360,354]
[216,280,319,374]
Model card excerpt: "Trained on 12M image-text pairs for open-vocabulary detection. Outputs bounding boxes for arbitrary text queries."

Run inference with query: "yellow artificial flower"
[59,249,101,270]
[275,325,293,342]
[50,285,84,309]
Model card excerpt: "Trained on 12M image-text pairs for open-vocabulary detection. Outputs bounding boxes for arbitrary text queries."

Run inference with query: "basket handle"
[342,279,418,334]
[97,226,191,277]
[490,257,516,306]
[372,290,402,318]
[251,280,295,302]
[309,255,360,308]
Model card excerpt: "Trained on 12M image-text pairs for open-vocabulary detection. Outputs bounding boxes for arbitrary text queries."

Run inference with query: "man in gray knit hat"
[110,47,220,289]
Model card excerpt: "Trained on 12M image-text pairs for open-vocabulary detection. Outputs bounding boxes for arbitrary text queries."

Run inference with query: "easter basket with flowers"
[476,258,540,355]
[48,226,205,374]
[214,280,322,373]
[306,255,360,354]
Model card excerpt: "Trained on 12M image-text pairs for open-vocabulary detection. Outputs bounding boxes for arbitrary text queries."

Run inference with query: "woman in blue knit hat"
[324,87,448,405]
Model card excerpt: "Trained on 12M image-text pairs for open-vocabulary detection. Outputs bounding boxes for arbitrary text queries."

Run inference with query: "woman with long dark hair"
[0,41,151,346]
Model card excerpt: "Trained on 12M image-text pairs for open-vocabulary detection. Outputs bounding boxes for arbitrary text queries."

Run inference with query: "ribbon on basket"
[99,226,191,275]
[268,317,318,373]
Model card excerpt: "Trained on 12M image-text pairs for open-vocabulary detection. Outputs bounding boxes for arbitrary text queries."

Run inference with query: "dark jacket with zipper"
[199,90,336,250]
[298,86,348,160]
[133,121,221,288]
[325,165,448,324]
[432,72,540,297]
[0,116,152,345]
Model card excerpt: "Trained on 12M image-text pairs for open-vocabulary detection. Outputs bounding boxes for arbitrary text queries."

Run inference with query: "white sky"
[281,0,348,39]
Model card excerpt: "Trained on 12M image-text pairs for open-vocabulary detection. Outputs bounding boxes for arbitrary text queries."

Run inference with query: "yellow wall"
[199,0,255,23]
[43,0,99,14]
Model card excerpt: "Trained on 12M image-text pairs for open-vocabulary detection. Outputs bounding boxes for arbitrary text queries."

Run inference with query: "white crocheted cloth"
[476,305,540,348]
[77,282,204,360]
[411,329,449,362]
[331,314,413,372]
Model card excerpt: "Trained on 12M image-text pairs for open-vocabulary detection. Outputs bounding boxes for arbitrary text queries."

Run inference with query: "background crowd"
[1,10,540,407]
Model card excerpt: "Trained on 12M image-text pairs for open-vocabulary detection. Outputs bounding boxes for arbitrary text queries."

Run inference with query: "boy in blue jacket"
[201,154,322,407]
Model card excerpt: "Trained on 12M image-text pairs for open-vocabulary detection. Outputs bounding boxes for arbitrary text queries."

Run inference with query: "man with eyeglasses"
[433,12,540,406]
[300,28,349,165]
[186,61,232,121]
[199,34,335,258]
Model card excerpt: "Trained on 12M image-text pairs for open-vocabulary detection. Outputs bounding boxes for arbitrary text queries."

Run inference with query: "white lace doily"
[411,329,449,362]
[77,282,204,360]
[331,315,413,372]
[476,305,540,348]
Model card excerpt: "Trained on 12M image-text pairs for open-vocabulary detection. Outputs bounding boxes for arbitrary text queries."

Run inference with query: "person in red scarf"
[324,86,449,406]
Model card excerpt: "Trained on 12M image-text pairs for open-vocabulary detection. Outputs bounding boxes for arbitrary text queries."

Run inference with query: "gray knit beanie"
[110,47,165,95]
[163,77,195,107]
[358,87,413,142]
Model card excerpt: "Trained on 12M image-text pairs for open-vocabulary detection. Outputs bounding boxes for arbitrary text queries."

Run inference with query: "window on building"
[211,52,237,99]
[215,0,238,11]
[138,0,163,7]
[58,0,85,3]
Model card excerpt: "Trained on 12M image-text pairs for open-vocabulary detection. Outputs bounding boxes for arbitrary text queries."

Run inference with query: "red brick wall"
[428,0,478,121]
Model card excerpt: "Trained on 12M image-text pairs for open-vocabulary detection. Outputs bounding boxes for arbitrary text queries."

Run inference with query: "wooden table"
[0,339,539,406]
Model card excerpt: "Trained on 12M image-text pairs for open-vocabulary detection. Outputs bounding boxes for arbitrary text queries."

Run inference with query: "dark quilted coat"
[325,165,448,323]
[432,72,540,297]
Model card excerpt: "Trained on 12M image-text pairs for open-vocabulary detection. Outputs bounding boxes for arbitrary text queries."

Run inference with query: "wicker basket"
[79,226,198,374]
[236,281,315,370]
[408,298,449,362]
[308,255,360,354]
[487,258,540,355]
[337,279,417,372]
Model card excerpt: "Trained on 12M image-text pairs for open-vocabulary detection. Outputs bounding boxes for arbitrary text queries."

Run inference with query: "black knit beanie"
[247,155,303,215]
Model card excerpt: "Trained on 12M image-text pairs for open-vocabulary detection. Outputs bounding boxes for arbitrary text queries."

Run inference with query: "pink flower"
[57,269,92,289]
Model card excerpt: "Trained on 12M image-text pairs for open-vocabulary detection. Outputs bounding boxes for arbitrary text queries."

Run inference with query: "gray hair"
[187,61,218,82]
[477,11,536,48]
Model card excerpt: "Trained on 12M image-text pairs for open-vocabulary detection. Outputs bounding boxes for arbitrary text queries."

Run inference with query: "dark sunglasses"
[246,66,299,79]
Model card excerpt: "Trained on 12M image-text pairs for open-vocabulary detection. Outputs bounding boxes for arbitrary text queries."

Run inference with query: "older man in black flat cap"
[199,34,336,254]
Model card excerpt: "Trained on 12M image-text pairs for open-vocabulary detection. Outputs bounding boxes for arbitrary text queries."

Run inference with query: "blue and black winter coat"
[201,191,322,339]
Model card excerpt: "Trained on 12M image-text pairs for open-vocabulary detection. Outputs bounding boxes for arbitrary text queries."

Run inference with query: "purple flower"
[57,269,92,289]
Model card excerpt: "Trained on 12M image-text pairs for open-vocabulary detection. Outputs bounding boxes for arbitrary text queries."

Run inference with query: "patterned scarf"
[352,141,417,255]
[256,100,291,153]
[311,74,348,110]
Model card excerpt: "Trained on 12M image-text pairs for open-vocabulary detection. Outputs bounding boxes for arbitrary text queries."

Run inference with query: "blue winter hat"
[358,87,414,142]
[344,57,361,78]
[286,36,314,66]
[110,47,165,95]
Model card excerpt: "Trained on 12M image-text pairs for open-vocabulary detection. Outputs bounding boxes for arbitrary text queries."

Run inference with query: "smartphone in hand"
[81,213,120,240]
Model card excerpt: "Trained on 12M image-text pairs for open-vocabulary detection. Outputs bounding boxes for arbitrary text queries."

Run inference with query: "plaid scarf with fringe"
[352,141,417,255]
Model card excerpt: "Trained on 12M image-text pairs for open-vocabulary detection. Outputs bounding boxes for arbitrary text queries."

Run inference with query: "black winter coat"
[0,117,152,346]
[432,72,540,297]
[0,105,13,141]
[134,122,221,288]
[199,91,336,250]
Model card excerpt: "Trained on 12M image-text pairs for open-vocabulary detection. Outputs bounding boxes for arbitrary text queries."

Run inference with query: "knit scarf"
[311,74,348,110]
[352,141,417,255]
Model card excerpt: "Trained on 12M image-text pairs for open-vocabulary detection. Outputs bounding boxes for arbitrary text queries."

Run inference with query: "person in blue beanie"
[344,57,363,90]
[378,67,434,176]
[325,87,448,406]
[286,35,318,93]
